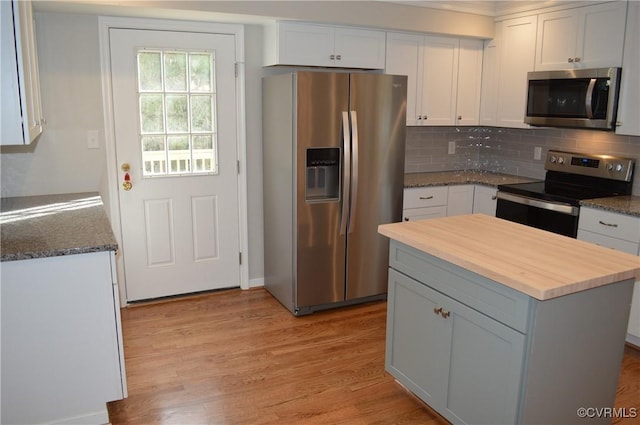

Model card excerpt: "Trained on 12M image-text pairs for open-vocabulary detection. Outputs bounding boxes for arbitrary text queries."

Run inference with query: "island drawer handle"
[420,196,434,200]
[433,307,443,315]
[598,220,618,228]
[441,310,450,319]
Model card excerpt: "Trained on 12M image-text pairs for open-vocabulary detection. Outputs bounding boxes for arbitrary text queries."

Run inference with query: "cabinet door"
[534,9,579,71]
[385,32,423,126]
[496,15,537,128]
[577,1,626,68]
[387,269,526,425]
[479,37,500,126]
[447,185,474,216]
[1,0,43,145]
[455,39,483,126]
[335,27,385,69]
[472,185,497,216]
[386,269,451,408]
[421,36,459,126]
[277,22,334,67]
[445,295,526,425]
[616,1,640,136]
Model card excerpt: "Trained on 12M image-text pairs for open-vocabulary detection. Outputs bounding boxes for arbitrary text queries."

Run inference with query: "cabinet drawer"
[577,229,640,256]
[402,206,447,222]
[389,240,531,333]
[403,187,448,209]
[578,208,640,243]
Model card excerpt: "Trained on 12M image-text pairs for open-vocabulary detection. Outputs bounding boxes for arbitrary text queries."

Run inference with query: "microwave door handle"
[340,111,351,236]
[585,78,596,119]
[347,111,358,235]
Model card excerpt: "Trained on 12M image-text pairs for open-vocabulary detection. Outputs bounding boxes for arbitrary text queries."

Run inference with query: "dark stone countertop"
[404,170,539,188]
[1,192,118,262]
[580,196,640,218]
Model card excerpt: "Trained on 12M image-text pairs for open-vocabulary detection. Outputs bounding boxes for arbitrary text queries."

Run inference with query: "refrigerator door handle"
[340,111,351,236]
[348,110,359,234]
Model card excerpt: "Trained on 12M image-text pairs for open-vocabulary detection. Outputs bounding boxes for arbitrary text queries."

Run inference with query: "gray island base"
[379,215,639,425]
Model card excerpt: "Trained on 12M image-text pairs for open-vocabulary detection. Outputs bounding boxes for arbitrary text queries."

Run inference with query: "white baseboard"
[249,277,265,288]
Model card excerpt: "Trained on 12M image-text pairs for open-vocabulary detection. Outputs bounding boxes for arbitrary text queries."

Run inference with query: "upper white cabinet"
[1,0,43,145]
[386,33,482,126]
[480,15,538,128]
[534,2,627,71]
[616,1,640,136]
[264,22,386,69]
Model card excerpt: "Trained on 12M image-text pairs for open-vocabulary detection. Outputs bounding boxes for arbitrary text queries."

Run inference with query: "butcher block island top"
[378,214,640,301]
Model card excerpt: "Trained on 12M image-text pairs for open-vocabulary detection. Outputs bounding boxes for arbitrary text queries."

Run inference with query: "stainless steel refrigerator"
[262,71,407,315]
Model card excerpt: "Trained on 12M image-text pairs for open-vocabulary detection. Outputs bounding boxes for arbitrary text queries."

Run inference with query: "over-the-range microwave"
[524,67,621,131]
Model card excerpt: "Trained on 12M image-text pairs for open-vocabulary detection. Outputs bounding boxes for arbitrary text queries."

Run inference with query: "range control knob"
[549,156,557,163]
[557,156,565,164]
[615,164,624,172]
[607,163,614,171]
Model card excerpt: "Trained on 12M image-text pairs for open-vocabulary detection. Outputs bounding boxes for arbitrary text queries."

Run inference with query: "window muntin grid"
[137,49,217,176]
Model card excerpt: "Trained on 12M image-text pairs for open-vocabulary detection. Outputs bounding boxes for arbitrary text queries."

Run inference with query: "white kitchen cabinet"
[1,251,127,424]
[264,22,385,69]
[447,185,474,216]
[385,33,482,126]
[577,207,640,347]
[1,0,44,145]
[472,185,498,216]
[481,15,537,129]
[402,186,448,221]
[534,2,626,71]
[616,1,640,136]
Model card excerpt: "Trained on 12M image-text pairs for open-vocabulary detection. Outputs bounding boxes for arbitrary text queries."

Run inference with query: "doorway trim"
[98,16,249,306]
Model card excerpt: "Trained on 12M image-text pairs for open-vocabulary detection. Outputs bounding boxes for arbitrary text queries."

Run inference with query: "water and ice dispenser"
[305,148,340,202]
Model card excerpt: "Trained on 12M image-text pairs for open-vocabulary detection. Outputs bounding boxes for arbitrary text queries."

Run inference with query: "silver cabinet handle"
[336,54,342,60]
[491,195,497,200]
[419,196,434,200]
[598,220,619,228]
[457,115,462,120]
[330,54,335,60]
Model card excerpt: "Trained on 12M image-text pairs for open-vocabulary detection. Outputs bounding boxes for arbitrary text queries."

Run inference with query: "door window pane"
[136,49,218,176]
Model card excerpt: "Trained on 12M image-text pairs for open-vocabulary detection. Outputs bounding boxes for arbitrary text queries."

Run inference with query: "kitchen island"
[378,214,640,425]
[1,193,126,425]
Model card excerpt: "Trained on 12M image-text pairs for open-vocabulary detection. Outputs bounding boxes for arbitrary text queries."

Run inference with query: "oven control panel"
[546,150,635,182]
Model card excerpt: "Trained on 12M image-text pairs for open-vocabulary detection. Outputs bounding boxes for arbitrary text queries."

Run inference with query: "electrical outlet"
[534,146,542,160]
[87,130,100,149]
[448,141,456,155]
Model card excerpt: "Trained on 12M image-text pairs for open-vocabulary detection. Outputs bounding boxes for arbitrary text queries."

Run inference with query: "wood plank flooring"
[108,288,640,425]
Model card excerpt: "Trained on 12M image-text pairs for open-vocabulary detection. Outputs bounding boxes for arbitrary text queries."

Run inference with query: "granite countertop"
[404,170,539,188]
[1,192,118,262]
[580,196,640,218]
[379,214,640,300]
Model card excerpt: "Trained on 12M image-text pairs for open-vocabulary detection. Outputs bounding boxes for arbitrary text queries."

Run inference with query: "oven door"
[495,192,580,238]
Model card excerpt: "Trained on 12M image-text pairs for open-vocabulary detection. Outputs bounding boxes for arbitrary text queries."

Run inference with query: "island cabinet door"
[386,269,526,425]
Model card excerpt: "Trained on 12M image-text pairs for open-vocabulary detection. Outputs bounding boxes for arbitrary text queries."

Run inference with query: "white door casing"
[99,18,248,304]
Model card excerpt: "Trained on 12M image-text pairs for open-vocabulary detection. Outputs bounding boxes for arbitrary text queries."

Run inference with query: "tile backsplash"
[405,126,640,196]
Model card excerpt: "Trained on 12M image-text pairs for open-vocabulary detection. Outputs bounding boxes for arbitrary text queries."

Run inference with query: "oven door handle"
[496,192,579,216]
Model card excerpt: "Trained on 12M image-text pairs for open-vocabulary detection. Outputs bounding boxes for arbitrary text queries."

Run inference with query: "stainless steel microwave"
[525,67,621,130]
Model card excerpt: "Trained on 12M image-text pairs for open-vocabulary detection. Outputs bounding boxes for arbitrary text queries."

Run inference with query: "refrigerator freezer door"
[295,72,349,309]
[346,73,407,300]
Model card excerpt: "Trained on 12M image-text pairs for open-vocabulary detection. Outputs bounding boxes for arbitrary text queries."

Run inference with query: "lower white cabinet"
[577,207,640,346]
[472,185,498,215]
[403,185,496,221]
[386,240,634,425]
[1,251,126,424]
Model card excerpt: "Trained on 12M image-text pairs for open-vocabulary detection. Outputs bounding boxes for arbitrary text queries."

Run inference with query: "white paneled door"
[109,28,240,301]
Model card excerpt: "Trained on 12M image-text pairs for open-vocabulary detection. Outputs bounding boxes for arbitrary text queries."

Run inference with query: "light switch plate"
[87,130,100,149]
[448,141,456,155]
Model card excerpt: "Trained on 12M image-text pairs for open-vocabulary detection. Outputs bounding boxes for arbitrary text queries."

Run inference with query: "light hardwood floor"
[108,288,640,424]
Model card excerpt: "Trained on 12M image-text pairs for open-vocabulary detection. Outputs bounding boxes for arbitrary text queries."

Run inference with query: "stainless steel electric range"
[496,150,635,238]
